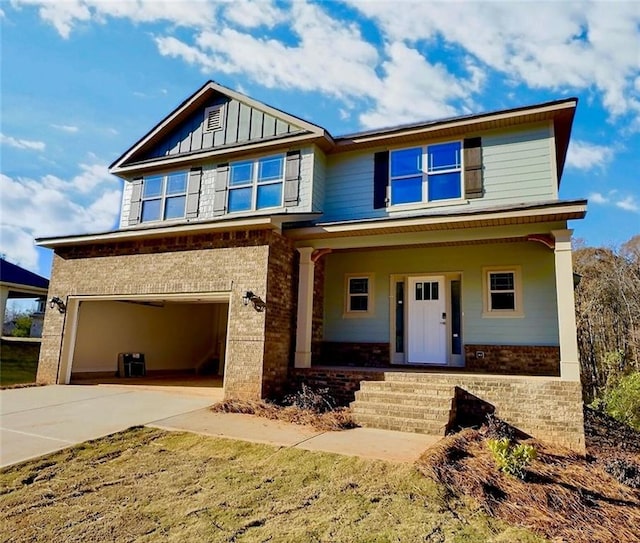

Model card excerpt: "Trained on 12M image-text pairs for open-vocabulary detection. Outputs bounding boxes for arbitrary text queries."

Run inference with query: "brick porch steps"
[350,378,457,435]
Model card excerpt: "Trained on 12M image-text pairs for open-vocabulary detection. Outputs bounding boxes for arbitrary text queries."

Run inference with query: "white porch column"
[294,247,315,368]
[552,229,580,381]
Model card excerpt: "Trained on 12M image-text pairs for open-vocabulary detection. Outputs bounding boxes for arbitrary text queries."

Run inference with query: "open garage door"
[60,295,229,389]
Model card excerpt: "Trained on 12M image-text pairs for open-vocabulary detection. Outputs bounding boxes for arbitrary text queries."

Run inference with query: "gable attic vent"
[204,105,224,132]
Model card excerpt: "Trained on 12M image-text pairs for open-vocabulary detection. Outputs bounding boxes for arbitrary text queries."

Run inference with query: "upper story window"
[228,154,284,213]
[141,172,188,222]
[389,141,462,206]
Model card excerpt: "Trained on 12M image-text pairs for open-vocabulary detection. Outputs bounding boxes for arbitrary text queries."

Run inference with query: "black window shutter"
[463,138,483,199]
[213,164,229,216]
[373,151,389,209]
[185,167,202,219]
[284,150,301,207]
[128,177,143,225]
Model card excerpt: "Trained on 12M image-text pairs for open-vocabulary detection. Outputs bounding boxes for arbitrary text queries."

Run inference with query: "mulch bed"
[210,399,356,431]
[416,408,640,543]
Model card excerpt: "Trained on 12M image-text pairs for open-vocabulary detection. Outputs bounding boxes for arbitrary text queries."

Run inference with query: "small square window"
[345,274,374,317]
[483,267,523,317]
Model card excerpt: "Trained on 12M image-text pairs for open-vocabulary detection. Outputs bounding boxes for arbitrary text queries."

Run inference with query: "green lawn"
[0,427,545,542]
[0,339,40,387]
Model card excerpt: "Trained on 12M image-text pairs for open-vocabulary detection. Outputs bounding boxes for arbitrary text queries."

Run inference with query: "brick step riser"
[353,392,454,409]
[352,414,448,435]
[358,383,457,395]
[352,404,454,420]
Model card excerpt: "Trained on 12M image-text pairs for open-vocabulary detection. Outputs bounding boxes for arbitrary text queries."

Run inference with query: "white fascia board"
[36,217,278,248]
[335,100,577,147]
[287,203,587,239]
[110,133,326,177]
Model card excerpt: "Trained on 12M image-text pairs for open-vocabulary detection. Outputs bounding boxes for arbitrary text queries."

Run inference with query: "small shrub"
[283,383,335,413]
[593,371,640,431]
[604,372,640,431]
[487,438,537,479]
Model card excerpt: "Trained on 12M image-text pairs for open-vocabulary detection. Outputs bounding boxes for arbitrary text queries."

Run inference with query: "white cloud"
[0,224,39,272]
[51,123,79,133]
[348,0,640,125]
[588,192,608,204]
[13,0,216,39]
[566,140,615,170]
[223,0,284,28]
[0,166,121,270]
[0,132,45,151]
[616,196,639,213]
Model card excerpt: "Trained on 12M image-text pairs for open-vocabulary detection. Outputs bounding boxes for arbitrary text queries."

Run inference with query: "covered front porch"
[287,215,581,381]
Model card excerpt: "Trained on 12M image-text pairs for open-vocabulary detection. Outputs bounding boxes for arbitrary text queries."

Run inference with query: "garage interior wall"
[71,301,228,373]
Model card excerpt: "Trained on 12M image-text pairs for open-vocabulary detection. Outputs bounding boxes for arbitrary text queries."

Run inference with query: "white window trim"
[140,171,188,224]
[227,153,285,214]
[482,266,524,318]
[388,141,464,209]
[343,273,375,318]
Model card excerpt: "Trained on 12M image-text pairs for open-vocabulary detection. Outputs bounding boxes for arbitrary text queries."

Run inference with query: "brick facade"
[464,344,560,376]
[38,228,295,401]
[320,342,391,367]
[294,368,585,452]
[314,341,560,377]
[290,367,385,406]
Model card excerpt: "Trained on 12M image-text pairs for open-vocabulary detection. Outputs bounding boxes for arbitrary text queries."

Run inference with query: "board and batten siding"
[322,239,560,346]
[143,97,307,161]
[321,123,556,223]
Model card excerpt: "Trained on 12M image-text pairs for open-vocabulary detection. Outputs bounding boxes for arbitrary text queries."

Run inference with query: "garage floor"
[70,374,223,396]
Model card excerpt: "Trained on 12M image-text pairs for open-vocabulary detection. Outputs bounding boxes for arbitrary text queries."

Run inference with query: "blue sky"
[1,0,639,281]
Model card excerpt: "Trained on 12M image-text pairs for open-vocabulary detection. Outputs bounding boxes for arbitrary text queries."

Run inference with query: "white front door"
[408,276,447,364]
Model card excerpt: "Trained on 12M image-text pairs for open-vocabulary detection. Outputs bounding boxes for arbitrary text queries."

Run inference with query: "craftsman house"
[37,81,587,451]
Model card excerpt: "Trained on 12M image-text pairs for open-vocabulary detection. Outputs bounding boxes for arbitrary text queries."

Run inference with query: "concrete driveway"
[0,384,222,467]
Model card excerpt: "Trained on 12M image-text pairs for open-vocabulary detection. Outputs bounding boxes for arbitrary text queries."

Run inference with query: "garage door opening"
[65,298,229,391]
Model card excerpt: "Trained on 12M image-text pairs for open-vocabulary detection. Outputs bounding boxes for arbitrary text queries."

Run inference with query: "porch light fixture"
[49,296,66,314]
[242,291,266,312]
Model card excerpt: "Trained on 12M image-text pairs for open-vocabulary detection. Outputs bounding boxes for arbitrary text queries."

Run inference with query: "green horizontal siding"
[323,240,560,346]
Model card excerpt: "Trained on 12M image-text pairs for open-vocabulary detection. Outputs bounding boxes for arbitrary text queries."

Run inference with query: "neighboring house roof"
[0,258,49,297]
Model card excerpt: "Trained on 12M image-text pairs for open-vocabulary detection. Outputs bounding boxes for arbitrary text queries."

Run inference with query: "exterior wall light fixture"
[49,296,67,314]
[242,291,266,312]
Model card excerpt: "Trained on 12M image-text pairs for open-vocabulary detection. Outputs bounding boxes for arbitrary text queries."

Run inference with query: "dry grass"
[0,427,543,543]
[417,428,640,543]
[211,398,356,431]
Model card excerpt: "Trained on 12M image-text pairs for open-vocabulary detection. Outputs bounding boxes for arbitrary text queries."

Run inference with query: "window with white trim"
[228,154,284,213]
[345,274,374,316]
[483,266,523,316]
[141,171,187,222]
[390,141,462,206]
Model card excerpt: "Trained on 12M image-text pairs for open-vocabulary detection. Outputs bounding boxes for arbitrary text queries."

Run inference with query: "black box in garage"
[117,353,146,377]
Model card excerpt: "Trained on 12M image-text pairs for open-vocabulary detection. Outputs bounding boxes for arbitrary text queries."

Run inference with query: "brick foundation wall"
[290,367,385,406]
[464,344,560,376]
[447,374,585,452]
[39,229,279,400]
[320,342,391,367]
